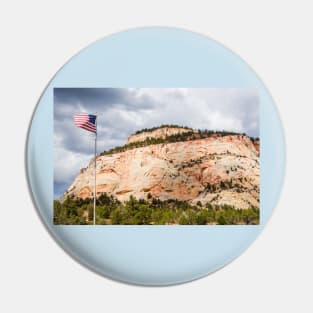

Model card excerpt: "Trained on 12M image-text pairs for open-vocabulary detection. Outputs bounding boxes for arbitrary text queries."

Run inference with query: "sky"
[54,88,259,198]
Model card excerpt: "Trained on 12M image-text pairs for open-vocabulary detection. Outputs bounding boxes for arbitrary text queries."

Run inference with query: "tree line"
[135,124,191,134]
[100,127,256,156]
[54,193,259,225]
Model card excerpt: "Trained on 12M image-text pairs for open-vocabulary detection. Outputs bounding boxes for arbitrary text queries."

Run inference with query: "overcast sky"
[54,88,259,198]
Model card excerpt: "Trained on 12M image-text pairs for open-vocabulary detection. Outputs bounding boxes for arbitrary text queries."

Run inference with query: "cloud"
[54,88,259,197]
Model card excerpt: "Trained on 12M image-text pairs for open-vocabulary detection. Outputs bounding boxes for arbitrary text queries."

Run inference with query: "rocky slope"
[63,129,260,210]
[127,126,193,144]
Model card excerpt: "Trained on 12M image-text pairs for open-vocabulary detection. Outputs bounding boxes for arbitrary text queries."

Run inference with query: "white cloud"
[54,136,92,185]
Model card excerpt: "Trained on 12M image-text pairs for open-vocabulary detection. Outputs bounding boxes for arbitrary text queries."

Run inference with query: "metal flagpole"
[93,117,97,225]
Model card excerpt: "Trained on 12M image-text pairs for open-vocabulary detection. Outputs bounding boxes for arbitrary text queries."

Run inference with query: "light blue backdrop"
[26,27,285,285]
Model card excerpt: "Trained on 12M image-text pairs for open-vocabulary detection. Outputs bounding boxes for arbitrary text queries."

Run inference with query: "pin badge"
[26,27,285,285]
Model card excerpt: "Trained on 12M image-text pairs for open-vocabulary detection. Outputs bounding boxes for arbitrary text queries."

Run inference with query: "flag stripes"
[73,113,97,133]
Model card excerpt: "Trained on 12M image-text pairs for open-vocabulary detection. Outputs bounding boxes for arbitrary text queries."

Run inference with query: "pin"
[26,27,285,286]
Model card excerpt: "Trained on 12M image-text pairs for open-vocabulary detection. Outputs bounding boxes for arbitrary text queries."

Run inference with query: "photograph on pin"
[54,88,260,225]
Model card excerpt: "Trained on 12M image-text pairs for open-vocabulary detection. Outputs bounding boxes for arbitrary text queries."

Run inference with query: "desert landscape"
[54,125,260,225]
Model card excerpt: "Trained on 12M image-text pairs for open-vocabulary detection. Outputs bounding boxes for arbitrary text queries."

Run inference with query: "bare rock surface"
[63,130,259,210]
[127,127,193,144]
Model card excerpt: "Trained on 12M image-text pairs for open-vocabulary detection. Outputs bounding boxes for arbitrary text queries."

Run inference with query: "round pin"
[26,27,285,286]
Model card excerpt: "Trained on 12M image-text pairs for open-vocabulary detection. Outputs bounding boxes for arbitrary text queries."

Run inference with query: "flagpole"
[93,117,97,225]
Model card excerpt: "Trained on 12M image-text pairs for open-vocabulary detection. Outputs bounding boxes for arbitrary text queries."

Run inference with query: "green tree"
[217,215,227,225]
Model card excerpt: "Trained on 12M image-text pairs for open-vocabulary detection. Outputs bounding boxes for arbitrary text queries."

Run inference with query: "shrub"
[100,127,250,156]
[53,194,259,225]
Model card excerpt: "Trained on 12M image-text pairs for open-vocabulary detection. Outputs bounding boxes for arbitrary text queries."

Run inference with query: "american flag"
[73,113,97,133]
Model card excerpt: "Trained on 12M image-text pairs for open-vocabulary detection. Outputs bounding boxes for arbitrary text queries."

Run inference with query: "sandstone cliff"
[127,126,193,144]
[63,130,260,210]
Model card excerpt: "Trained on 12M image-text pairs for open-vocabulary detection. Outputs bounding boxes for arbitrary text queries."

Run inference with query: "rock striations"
[63,127,260,209]
[127,126,193,144]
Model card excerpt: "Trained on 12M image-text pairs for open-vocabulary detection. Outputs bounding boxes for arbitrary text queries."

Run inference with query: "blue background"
[26,27,285,285]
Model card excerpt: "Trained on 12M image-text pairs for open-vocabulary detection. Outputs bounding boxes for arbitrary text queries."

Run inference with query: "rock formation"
[127,126,193,144]
[63,127,260,210]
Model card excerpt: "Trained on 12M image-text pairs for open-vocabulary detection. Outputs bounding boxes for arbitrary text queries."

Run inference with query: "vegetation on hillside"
[135,124,191,134]
[54,193,259,225]
[100,127,257,156]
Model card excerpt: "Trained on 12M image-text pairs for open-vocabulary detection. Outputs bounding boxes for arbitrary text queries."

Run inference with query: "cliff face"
[63,134,260,209]
[127,127,193,144]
